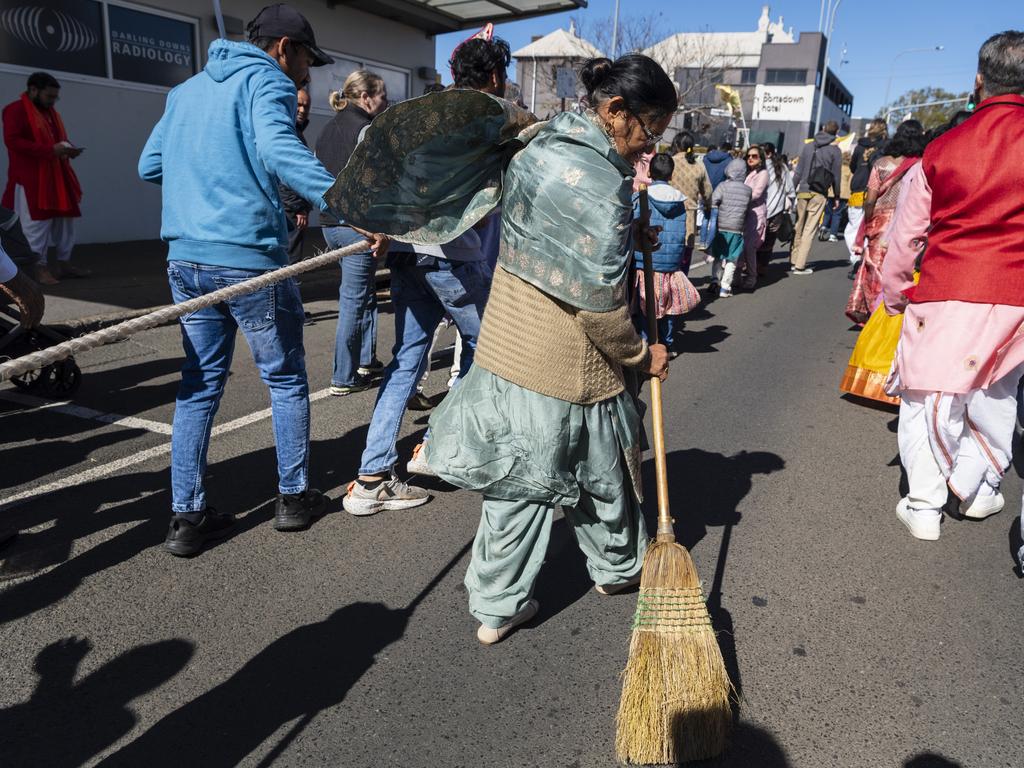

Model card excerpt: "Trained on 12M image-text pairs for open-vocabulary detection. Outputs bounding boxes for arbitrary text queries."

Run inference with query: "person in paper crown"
[881,30,1024,542]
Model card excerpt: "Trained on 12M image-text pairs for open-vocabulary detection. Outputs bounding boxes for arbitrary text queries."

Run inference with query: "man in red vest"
[881,30,1024,543]
[2,72,86,285]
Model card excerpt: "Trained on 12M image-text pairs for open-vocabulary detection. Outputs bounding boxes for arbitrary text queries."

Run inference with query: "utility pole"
[611,0,620,59]
[813,0,841,134]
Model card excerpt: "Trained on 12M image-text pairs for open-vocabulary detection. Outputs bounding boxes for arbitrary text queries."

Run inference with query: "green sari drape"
[324,90,637,312]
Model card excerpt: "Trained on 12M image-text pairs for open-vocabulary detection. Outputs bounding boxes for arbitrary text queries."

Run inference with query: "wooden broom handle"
[638,187,673,541]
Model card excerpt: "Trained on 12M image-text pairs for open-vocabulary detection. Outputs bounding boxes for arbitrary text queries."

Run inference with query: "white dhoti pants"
[844,205,864,264]
[13,185,75,265]
[898,363,1024,513]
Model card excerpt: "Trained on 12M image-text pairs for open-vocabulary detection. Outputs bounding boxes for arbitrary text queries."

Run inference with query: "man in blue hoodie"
[139,5,345,556]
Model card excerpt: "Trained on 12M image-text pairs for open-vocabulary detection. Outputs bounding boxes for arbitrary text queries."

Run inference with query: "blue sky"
[434,0,1020,118]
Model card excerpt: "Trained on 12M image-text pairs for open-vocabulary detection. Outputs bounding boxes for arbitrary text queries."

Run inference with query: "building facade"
[645,6,853,155]
[512,22,602,119]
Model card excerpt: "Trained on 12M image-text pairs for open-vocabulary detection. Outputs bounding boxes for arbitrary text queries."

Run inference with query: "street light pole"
[610,0,620,59]
[813,0,841,134]
[883,45,944,117]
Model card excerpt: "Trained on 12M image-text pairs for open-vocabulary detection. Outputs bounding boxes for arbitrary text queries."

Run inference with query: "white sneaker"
[791,267,814,275]
[406,442,437,477]
[476,599,539,645]
[828,234,839,242]
[896,497,941,541]
[343,477,431,516]
[962,490,1004,520]
[718,288,733,298]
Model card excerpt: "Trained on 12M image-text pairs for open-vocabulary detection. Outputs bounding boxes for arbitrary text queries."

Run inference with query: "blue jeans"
[324,226,377,386]
[633,314,679,348]
[823,200,847,236]
[167,261,310,514]
[358,256,490,475]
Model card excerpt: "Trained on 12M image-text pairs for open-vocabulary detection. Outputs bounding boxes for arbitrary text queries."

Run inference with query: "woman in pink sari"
[740,144,768,290]
[845,120,927,324]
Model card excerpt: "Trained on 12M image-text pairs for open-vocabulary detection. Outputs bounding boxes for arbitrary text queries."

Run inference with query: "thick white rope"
[0,240,372,383]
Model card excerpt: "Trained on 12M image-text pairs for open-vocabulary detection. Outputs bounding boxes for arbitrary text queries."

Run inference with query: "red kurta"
[911,94,1024,307]
[2,96,81,220]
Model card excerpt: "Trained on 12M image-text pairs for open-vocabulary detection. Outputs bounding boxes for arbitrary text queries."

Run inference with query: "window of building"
[765,69,807,85]
[740,68,757,84]
[0,0,199,90]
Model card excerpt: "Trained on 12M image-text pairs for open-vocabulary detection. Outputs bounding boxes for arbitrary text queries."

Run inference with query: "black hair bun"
[580,57,613,95]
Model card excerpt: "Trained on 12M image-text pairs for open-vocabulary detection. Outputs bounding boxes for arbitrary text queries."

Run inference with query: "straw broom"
[615,187,733,764]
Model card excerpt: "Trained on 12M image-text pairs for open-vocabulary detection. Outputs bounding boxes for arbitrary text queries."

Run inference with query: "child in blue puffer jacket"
[633,153,699,354]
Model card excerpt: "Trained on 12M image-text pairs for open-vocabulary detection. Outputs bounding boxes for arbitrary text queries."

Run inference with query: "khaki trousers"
[789,193,826,269]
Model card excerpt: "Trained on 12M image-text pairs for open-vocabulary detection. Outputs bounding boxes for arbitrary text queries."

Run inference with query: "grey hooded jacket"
[793,130,842,195]
[711,159,753,233]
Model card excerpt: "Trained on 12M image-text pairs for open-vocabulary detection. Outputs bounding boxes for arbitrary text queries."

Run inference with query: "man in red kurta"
[2,71,86,285]
[881,30,1024,543]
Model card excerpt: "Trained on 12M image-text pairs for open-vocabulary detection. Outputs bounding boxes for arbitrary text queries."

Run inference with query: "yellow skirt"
[840,303,904,406]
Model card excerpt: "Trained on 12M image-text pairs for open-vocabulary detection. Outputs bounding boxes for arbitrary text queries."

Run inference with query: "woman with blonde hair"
[315,70,389,395]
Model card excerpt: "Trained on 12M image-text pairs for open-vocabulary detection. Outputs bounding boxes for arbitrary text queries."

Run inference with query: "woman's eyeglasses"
[633,113,665,145]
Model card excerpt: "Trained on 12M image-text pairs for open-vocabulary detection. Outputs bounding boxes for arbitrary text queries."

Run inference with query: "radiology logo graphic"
[1,6,99,53]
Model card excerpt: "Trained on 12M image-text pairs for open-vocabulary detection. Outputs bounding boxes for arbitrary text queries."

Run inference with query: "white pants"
[844,205,864,264]
[712,259,737,291]
[898,363,1024,513]
[13,185,75,265]
[419,318,461,391]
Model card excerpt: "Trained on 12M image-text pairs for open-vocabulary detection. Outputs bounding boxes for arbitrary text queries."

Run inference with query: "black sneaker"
[407,391,434,411]
[163,508,235,557]
[273,488,327,531]
[329,375,372,396]
[357,358,385,377]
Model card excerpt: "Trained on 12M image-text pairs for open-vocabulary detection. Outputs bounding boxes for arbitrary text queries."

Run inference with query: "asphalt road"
[1,243,1020,768]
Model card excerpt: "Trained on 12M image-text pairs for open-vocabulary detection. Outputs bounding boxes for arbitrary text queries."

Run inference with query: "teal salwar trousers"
[428,366,649,628]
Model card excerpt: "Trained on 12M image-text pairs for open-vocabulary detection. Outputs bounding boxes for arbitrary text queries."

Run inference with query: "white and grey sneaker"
[343,477,431,517]
[406,442,438,477]
[896,497,941,541]
[962,489,1004,520]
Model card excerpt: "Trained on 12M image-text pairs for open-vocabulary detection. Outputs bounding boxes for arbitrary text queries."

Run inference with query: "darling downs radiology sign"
[0,0,196,87]
[752,84,816,122]
[108,5,196,87]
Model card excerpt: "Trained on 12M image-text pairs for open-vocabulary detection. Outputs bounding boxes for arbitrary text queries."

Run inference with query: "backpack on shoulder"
[807,146,835,196]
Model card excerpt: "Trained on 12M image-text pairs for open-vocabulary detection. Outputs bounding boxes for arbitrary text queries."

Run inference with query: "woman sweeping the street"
[845,120,927,325]
[426,55,676,644]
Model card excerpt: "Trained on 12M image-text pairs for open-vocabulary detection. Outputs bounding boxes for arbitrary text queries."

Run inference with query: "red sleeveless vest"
[913,94,1024,306]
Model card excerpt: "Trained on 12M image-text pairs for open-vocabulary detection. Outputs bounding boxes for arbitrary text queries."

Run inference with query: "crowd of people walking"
[3,1,1021,644]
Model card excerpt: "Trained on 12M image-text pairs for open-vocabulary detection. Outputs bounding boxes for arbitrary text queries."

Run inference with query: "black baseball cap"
[247,4,334,67]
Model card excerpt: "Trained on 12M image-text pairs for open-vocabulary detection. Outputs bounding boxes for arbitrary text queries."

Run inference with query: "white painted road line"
[0,387,335,511]
[0,390,174,435]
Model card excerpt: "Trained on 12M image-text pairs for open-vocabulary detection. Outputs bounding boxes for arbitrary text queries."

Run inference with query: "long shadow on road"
[0,635,193,768]
[91,541,469,767]
[0,423,373,623]
[640,449,787,766]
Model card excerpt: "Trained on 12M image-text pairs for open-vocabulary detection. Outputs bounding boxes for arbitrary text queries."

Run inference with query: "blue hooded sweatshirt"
[703,149,732,191]
[633,181,687,272]
[139,40,336,270]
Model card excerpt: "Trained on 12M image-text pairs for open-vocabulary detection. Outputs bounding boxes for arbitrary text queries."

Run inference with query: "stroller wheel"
[42,359,82,397]
[11,364,48,392]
